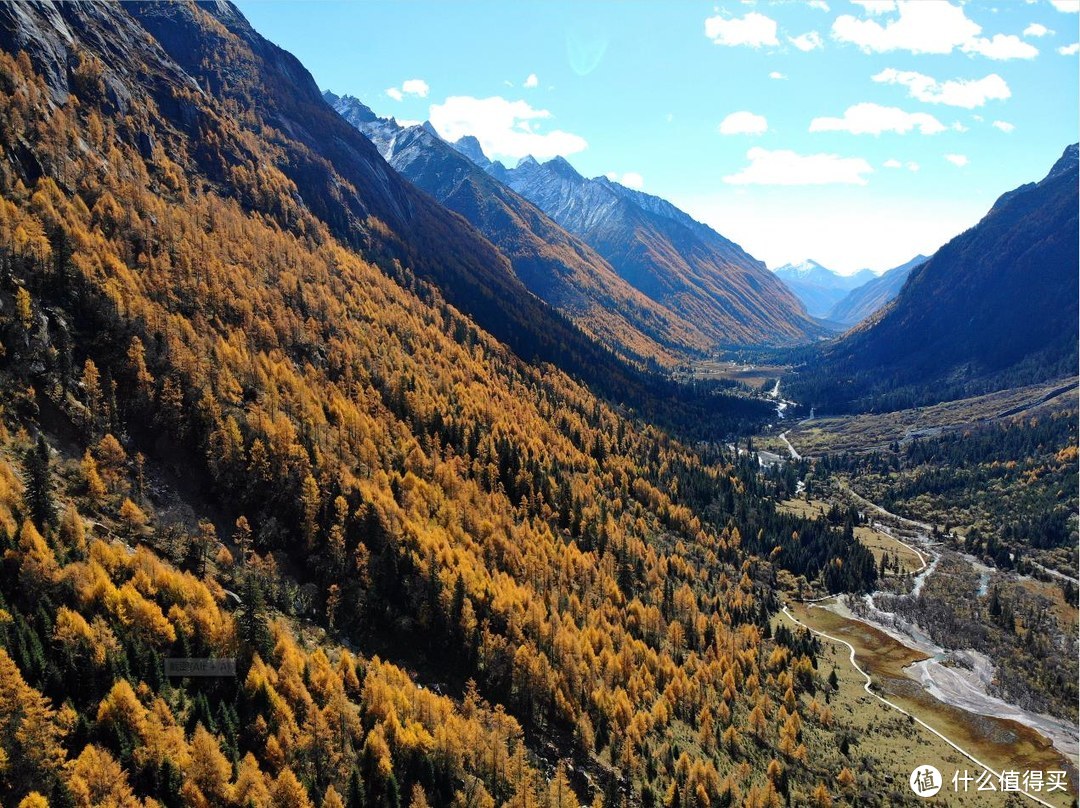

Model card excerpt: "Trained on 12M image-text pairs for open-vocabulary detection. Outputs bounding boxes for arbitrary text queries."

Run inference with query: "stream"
[822,500,1080,765]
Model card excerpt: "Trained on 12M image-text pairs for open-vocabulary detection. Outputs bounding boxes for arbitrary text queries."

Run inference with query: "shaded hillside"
[772,260,875,320]
[826,255,927,327]
[325,92,710,367]
[2,0,674,403]
[790,145,1079,413]
[0,3,878,807]
[461,149,822,347]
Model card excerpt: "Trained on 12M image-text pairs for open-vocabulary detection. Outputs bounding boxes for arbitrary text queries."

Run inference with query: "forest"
[0,24,883,808]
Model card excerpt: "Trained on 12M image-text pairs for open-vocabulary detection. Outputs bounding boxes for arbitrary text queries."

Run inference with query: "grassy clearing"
[777,498,925,576]
[687,360,788,390]
[788,604,1077,807]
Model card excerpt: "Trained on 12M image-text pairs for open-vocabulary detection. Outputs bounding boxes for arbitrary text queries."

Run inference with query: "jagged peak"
[1042,142,1078,185]
[545,155,582,180]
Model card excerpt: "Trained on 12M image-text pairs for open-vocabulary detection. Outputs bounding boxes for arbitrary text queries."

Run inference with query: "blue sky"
[236,0,1079,273]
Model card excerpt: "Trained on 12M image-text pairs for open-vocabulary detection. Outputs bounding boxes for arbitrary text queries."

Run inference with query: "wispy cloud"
[945,153,969,167]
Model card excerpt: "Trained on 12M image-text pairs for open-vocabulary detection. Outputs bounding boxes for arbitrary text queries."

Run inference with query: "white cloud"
[429,96,587,161]
[834,1,1037,59]
[810,102,946,135]
[769,71,788,79]
[992,120,1015,132]
[833,1,978,53]
[607,171,644,188]
[1059,42,1080,54]
[1049,0,1079,11]
[1023,22,1051,36]
[401,79,430,98]
[951,121,969,132]
[723,147,874,185]
[386,79,429,101]
[872,68,1010,109]
[808,0,830,10]
[704,12,779,47]
[945,153,969,166]
[789,31,824,51]
[850,0,896,13]
[524,73,539,89]
[962,34,1039,59]
[882,158,921,171]
[718,111,769,135]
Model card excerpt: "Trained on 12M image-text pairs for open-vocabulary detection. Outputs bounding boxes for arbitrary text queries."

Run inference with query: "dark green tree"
[24,435,53,530]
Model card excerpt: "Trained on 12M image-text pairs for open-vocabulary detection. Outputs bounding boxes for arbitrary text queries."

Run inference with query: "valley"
[756,388,1079,805]
[0,2,1075,807]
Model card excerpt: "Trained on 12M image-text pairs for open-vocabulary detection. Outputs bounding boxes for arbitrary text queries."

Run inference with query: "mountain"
[458,147,821,346]
[791,145,1079,413]
[772,260,876,319]
[325,92,711,365]
[5,0,667,403]
[0,3,878,807]
[825,255,928,327]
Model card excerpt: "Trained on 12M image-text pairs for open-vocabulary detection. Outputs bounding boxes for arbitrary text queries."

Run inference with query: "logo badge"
[910,765,942,798]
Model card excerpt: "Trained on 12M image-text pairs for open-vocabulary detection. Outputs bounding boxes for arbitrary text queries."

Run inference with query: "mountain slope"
[462,149,821,346]
[791,145,1079,413]
[0,3,878,807]
[773,260,875,320]
[825,255,927,327]
[325,92,710,366]
[15,0,658,399]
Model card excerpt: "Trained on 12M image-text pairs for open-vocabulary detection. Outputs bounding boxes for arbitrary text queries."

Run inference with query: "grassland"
[785,604,1077,807]
[684,359,788,390]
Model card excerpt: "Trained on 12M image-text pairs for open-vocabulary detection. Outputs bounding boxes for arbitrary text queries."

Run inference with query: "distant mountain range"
[791,144,1079,412]
[326,92,821,358]
[826,255,928,327]
[480,150,821,347]
[324,92,710,365]
[772,260,875,319]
